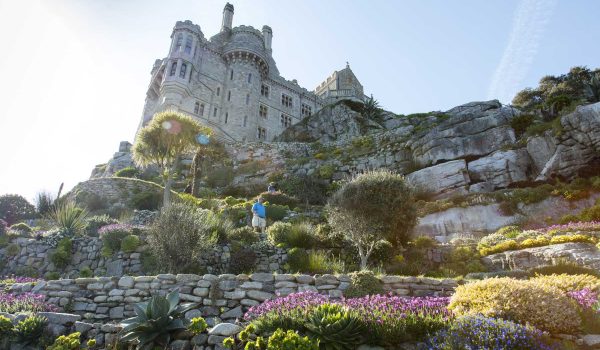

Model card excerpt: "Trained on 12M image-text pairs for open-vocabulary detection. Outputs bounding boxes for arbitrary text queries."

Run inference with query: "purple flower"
[567,288,599,309]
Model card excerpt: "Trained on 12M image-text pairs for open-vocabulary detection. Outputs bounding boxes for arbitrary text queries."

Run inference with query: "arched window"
[179,63,187,78]
[199,103,205,116]
[194,102,200,114]
[184,36,192,54]
[243,115,247,127]
[248,73,252,84]
[213,107,218,117]
[169,62,177,76]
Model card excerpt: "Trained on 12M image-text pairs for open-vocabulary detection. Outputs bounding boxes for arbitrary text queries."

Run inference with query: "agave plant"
[47,199,89,235]
[119,290,198,349]
[305,303,364,350]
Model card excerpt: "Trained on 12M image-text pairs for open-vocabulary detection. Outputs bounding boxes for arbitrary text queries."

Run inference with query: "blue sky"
[0,0,598,201]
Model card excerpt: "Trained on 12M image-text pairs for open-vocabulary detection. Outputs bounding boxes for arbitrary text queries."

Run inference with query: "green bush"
[307,251,345,274]
[258,192,300,208]
[121,234,141,253]
[51,237,73,269]
[0,194,36,226]
[267,221,314,248]
[279,175,330,205]
[79,266,93,278]
[99,224,133,253]
[45,271,61,280]
[229,248,257,274]
[287,247,310,272]
[305,303,364,349]
[529,262,600,277]
[369,240,395,264]
[267,222,292,246]
[84,215,118,237]
[344,270,384,297]
[48,332,81,350]
[114,167,139,178]
[147,202,219,273]
[130,191,162,210]
[510,113,536,138]
[236,328,319,350]
[412,235,437,249]
[6,243,20,256]
[205,166,234,187]
[266,204,289,221]
[140,251,160,274]
[227,226,259,245]
[10,222,32,233]
[13,315,47,346]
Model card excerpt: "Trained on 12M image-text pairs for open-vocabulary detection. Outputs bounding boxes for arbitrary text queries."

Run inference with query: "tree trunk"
[191,150,202,197]
[163,159,179,208]
[358,245,368,270]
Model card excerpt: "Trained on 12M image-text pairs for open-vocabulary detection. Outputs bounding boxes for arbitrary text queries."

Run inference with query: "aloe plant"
[118,290,198,349]
[305,303,364,350]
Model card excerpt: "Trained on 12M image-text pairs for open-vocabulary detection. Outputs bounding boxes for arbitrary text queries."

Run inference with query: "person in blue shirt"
[251,197,267,233]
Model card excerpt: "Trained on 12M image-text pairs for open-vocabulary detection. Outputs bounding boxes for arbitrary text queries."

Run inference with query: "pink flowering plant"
[244,292,453,346]
[568,288,600,333]
[543,221,600,235]
[0,291,56,313]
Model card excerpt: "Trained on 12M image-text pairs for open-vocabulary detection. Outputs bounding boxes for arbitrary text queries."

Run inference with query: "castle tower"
[262,25,272,51]
[221,3,234,32]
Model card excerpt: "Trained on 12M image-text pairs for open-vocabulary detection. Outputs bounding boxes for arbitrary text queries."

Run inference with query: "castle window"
[194,102,200,114]
[248,73,252,84]
[246,94,250,105]
[227,91,231,101]
[281,94,293,108]
[230,69,234,80]
[281,114,292,128]
[261,84,270,98]
[179,63,187,78]
[259,104,268,119]
[184,36,192,54]
[175,34,183,52]
[225,112,228,124]
[243,115,247,127]
[169,61,177,76]
[301,104,312,118]
[199,103,205,116]
[216,87,220,96]
[213,107,218,117]
[257,127,266,140]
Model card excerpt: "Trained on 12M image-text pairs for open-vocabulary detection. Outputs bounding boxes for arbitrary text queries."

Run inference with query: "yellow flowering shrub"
[448,278,581,334]
[550,234,595,245]
[478,240,519,256]
[530,274,600,293]
[520,236,550,249]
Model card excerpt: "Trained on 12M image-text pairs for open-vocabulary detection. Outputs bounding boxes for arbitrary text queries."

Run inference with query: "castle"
[139,3,366,142]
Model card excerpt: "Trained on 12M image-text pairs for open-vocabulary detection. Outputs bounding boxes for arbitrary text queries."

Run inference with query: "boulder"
[209,323,243,337]
[407,160,469,195]
[468,149,532,189]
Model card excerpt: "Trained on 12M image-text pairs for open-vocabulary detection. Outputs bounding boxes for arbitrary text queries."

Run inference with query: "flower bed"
[0,292,57,313]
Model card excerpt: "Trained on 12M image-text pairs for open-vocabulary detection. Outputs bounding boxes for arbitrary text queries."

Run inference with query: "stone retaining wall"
[7,273,460,325]
[0,237,288,278]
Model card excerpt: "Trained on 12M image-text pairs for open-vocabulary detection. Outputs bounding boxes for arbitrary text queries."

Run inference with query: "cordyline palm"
[133,111,211,207]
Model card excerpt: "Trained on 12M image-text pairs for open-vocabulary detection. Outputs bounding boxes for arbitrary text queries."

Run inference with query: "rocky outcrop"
[482,243,600,271]
[468,149,533,189]
[91,141,135,178]
[407,160,469,195]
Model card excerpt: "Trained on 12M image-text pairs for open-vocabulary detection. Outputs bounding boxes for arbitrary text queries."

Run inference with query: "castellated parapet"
[139,3,366,143]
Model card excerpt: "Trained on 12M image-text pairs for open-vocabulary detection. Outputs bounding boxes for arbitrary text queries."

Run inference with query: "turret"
[221,3,234,32]
[262,25,272,51]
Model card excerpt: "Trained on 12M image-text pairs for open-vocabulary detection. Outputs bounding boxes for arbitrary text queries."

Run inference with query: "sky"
[0,0,598,202]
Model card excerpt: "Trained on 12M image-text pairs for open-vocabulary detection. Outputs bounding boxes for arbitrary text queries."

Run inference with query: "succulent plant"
[118,290,198,349]
[305,303,363,350]
[13,315,47,346]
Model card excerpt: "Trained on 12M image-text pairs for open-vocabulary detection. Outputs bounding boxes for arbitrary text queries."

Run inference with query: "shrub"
[140,251,160,274]
[479,240,519,256]
[510,113,536,138]
[448,277,582,333]
[79,266,93,278]
[327,170,417,269]
[51,237,73,269]
[520,236,550,248]
[307,251,345,274]
[287,248,310,272]
[279,175,330,205]
[13,315,47,346]
[227,226,259,245]
[344,270,384,297]
[530,273,600,293]
[412,235,437,249]
[10,222,32,233]
[0,314,13,335]
[428,315,549,350]
[130,191,162,210]
[49,200,88,235]
[188,317,208,335]
[99,224,134,254]
[47,332,81,350]
[258,192,300,208]
[496,225,521,238]
[267,222,292,246]
[305,303,364,349]
[465,270,531,280]
[147,202,218,273]
[121,235,141,253]
[229,248,257,274]
[235,328,319,350]
[0,194,36,225]
[114,167,139,178]
[84,215,118,237]
[369,240,395,264]
[6,243,20,256]
[530,263,600,278]
[550,234,595,245]
[266,204,288,221]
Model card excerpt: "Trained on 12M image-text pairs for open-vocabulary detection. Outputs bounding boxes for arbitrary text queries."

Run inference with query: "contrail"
[487,0,557,104]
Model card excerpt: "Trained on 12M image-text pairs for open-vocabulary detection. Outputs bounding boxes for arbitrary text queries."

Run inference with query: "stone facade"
[139,3,367,143]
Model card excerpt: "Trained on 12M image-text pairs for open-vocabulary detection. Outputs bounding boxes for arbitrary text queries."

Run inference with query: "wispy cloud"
[487,0,557,103]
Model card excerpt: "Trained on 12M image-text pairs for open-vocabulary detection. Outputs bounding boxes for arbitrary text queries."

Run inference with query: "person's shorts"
[252,216,266,228]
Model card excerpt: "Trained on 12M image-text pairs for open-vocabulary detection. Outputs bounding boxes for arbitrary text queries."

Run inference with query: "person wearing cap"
[251,197,267,233]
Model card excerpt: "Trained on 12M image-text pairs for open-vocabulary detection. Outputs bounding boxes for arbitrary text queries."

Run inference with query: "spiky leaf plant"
[305,303,364,350]
[118,290,198,349]
[48,199,88,235]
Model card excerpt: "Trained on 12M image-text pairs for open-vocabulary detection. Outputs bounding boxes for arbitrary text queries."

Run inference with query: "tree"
[133,111,211,206]
[326,170,417,269]
[584,72,600,103]
[0,194,36,226]
[190,139,229,197]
